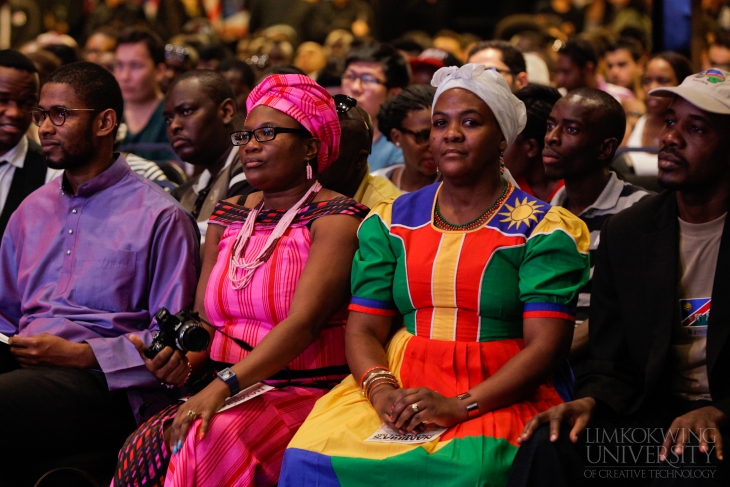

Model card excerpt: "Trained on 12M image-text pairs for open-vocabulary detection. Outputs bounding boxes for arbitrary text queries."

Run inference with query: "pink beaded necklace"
[228,181,322,289]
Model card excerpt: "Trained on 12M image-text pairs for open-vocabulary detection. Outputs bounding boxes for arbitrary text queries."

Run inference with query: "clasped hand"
[370,386,468,434]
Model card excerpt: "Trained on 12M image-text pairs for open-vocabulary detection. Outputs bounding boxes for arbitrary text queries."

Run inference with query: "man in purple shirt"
[0,62,199,486]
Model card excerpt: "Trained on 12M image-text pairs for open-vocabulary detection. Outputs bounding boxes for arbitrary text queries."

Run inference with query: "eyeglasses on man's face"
[230,126,311,146]
[398,126,431,145]
[30,106,101,127]
[341,72,387,88]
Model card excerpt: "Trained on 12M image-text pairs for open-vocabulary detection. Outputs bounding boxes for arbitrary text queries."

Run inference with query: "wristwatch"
[216,367,241,396]
[456,392,480,419]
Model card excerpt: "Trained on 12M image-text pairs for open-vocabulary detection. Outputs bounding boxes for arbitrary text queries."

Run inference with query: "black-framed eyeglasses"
[31,106,101,127]
[398,127,431,145]
[230,126,311,146]
[341,72,387,87]
[334,94,357,114]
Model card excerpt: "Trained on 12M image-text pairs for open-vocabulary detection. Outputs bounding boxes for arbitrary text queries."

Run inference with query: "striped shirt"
[551,172,652,321]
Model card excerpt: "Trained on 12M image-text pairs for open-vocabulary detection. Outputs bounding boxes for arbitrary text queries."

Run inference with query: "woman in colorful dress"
[113,74,368,487]
[279,64,591,486]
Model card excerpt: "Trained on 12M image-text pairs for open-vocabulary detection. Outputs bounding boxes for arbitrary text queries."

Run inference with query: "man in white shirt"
[0,49,46,236]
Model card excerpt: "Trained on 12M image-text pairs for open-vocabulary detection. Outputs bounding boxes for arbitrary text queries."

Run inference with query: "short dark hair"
[649,51,693,84]
[606,38,642,62]
[345,42,410,89]
[217,58,255,89]
[117,27,165,65]
[169,69,235,106]
[0,49,38,73]
[378,85,435,143]
[514,83,562,147]
[44,61,124,130]
[565,87,625,154]
[467,40,527,74]
[559,38,598,69]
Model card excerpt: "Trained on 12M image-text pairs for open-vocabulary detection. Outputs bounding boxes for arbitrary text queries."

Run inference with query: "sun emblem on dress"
[684,302,693,311]
[498,197,545,229]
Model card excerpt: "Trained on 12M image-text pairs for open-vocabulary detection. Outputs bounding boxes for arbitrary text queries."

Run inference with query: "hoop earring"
[306,161,313,180]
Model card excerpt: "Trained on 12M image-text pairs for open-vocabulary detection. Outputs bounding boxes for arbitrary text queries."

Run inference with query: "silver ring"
[411,403,419,413]
[187,410,196,419]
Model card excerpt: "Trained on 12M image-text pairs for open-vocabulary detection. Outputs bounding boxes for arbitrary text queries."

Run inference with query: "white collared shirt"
[0,136,29,216]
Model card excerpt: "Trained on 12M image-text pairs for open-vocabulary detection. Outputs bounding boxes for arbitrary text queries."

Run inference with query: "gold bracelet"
[365,376,399,399]
[367,380,399,402]
[362,371,395,392]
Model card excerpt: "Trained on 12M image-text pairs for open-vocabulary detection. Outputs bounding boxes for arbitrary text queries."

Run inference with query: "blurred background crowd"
[1,0,727,188]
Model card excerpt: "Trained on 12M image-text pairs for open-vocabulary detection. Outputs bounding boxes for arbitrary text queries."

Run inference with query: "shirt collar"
[60,153,130,197]
[1,136,29,169]
[550,172,625,216]
[193,147,237,194]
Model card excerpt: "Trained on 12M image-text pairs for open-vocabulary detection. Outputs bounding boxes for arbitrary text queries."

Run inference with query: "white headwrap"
[431,63,527,146]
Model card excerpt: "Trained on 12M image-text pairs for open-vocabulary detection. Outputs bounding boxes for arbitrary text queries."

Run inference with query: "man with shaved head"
[164,69,255,240]
[509,73,730,486]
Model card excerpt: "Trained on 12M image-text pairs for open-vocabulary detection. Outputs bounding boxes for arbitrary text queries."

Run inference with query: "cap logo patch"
[696,69,726,84]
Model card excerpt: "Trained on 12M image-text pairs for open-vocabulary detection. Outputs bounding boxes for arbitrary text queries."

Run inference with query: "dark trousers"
[0,346,137,487]
[507,400,730,487]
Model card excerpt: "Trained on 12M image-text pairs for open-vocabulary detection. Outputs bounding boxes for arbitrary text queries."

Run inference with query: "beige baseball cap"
[649,68,730,115]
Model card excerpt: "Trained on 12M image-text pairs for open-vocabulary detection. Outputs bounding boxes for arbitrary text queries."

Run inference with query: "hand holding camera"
[130,308,211,387]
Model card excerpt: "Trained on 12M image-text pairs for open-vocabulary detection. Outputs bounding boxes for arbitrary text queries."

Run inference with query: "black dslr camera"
[144,308,211,359]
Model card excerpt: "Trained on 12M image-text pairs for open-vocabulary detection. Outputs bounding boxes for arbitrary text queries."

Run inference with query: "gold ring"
[411,403,419,413]
[187,410,196,419]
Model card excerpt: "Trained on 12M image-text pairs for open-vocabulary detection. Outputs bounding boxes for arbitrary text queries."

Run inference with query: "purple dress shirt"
[0,155,199,417]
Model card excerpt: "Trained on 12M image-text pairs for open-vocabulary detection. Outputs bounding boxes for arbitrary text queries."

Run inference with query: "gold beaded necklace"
[434,180,510,231]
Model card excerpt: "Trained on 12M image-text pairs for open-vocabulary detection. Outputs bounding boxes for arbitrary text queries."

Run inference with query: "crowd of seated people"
[1,2,730,486]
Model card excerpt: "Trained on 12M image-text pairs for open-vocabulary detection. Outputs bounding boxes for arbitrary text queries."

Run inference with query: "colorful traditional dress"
[113,196,368,487]
[280,181,590,486]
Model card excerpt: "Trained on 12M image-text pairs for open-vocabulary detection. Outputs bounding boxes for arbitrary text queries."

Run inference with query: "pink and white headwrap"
[246,74,341,172]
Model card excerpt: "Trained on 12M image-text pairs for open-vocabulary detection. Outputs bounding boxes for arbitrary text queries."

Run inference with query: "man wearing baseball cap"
[508,69,730,486]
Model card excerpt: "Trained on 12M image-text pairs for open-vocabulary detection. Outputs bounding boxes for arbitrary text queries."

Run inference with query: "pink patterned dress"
[164,196,368,487]
[111,196,367,487]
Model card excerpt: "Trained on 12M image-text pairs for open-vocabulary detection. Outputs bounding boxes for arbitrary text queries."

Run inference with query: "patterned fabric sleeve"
[520,206,591,321]
[348,200,399,316]
[208,199,249,227]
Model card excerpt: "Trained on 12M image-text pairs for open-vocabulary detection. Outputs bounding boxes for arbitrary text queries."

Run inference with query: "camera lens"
[177,322,210,353]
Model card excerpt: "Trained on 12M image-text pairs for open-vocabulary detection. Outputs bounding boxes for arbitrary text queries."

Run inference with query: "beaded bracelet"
[359,365,390,389]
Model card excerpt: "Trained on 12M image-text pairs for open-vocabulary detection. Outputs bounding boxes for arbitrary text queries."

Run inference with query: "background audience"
[2,1,729,485]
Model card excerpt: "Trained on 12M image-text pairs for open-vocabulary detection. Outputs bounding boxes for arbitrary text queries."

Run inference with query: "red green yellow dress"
[279,181,590,486]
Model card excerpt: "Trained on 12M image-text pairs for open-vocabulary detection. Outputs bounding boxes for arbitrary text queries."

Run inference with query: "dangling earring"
[306,161,313,180]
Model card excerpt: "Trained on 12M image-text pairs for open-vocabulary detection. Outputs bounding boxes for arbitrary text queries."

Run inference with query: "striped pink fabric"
[164,386,327,487]
[245,74,341,173]
[206,220,347,372]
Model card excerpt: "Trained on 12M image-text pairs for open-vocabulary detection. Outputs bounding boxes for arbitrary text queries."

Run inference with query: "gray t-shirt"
[670,213,726,400]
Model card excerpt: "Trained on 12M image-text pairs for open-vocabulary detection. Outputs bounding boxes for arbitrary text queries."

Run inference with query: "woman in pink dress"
[113,74,368,487]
